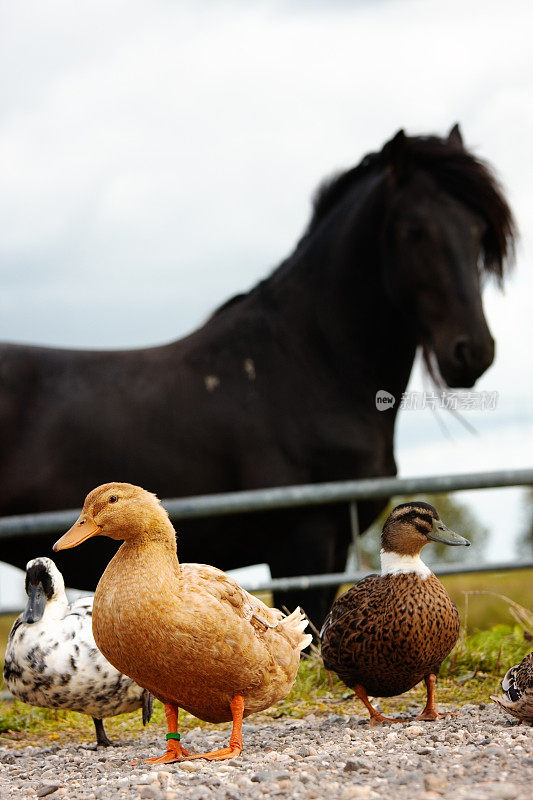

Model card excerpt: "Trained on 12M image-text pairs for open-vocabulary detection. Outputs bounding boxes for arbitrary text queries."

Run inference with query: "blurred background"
[0,0,532,607]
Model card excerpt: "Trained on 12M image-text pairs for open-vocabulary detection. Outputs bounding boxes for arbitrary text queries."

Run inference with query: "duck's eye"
[109,495,118,504]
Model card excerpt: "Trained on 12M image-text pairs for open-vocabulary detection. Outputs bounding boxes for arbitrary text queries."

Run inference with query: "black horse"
[0,126,515,624]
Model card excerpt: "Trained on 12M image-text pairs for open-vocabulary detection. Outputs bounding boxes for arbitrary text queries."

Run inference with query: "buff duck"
[320,501,470,725]
[491,652,533,724]
[3,557,153,746]
[53,482,311,763]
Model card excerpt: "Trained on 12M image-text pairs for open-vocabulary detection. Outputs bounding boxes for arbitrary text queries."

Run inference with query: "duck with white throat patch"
[320,501,470,725]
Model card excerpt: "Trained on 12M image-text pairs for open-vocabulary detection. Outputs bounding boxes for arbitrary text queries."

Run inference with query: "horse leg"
[267,507,350,631]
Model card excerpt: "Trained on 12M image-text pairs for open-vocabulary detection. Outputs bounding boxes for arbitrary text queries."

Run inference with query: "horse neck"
[265,175,417,411]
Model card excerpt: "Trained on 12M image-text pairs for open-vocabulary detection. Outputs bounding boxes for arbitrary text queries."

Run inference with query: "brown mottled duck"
[53,482,311,763]
[491,652,533,724]
[320,501,470,725]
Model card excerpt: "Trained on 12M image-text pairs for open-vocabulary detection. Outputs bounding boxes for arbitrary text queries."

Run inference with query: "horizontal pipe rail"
[1,467,532,539]
[245,561,533,593]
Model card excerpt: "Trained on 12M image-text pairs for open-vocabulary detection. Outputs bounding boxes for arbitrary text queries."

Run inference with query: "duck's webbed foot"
[353,685,409,726]
[416,708,459,721]
[132,703,191,765]
[415,708,441,721]
[186,695,244,761]
[141,738,191,764]
[187,743,242,761]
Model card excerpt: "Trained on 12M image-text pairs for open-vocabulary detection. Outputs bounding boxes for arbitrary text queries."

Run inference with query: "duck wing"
[320,575,379,640]
[69,596,93,615]
[180,564,311,649]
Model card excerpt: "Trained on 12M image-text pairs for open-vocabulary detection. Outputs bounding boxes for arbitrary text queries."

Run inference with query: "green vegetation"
[441,568,533,632]
[0,615,17,654]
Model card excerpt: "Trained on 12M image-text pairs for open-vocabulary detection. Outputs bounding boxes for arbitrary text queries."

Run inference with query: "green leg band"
[166,732,181,741]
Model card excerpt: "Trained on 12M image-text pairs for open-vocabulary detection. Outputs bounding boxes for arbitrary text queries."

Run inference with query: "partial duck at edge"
[491,652,533,724]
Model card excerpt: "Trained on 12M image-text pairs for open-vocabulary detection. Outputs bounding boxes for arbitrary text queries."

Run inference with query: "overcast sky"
[0,0,532,573]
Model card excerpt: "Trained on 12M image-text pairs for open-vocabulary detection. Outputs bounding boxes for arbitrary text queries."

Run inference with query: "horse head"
[381,125,515,388]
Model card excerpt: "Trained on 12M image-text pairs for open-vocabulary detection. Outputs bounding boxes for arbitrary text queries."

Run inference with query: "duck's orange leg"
[353,684,408,726]
[186,695,244,761]
[416,674,441,720]
[133,703,190,764]
[416,674,458,721]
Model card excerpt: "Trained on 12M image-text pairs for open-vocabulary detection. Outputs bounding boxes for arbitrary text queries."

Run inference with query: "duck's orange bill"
[53,515,102,551]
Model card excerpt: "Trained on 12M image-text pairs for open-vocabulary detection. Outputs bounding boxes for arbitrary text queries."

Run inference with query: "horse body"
[0,127,514,623]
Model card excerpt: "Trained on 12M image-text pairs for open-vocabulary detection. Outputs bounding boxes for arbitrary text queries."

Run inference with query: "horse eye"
[109,495,118,504]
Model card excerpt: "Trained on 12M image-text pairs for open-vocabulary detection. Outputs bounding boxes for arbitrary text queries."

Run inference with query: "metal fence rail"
[1,467,533,538]
[1,467,532,592]
[247,560,533,593]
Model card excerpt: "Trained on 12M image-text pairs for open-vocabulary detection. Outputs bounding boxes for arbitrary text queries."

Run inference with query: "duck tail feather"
[282,607,312,650]
[501,664,517,693]
[490,694,523,720]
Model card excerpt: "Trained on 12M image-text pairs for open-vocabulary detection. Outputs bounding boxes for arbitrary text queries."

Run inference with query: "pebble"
[342,789,373,799]
[403,725,424,738]
[424,775,447,793]
[139,788,162,800]
[176,760,203,772]
[0,705,531,800]
[344,758,366,772]
[36,786,62,798]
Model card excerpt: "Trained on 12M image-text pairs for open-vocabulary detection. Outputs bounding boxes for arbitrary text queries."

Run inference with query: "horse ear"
[448,123,463,147]
[384,129,409,182]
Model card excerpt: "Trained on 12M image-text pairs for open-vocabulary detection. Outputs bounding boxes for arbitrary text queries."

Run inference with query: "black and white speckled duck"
[320,502,470,725]
[3,557,153,746]
[491,652,533,724]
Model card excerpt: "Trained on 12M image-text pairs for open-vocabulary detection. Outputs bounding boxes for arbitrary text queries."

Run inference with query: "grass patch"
[0,615,16,660]
[440,569,533,632]
[442,624,531,681]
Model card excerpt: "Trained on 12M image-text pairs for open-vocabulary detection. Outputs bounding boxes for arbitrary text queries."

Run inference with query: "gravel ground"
[0,704,531,800]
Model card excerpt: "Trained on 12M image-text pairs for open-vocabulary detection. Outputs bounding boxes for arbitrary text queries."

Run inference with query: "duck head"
[380,501,470,577]
[22,557,67,623]
[53,482,172,551]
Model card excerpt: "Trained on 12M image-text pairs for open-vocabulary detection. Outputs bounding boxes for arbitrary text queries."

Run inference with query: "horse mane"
[211,130,516,320]
[307,152,383,234]
[208,293,247,320]
[308,133,516,283]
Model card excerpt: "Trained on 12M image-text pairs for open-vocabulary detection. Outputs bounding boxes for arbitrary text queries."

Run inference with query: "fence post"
[349,501,360,570]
